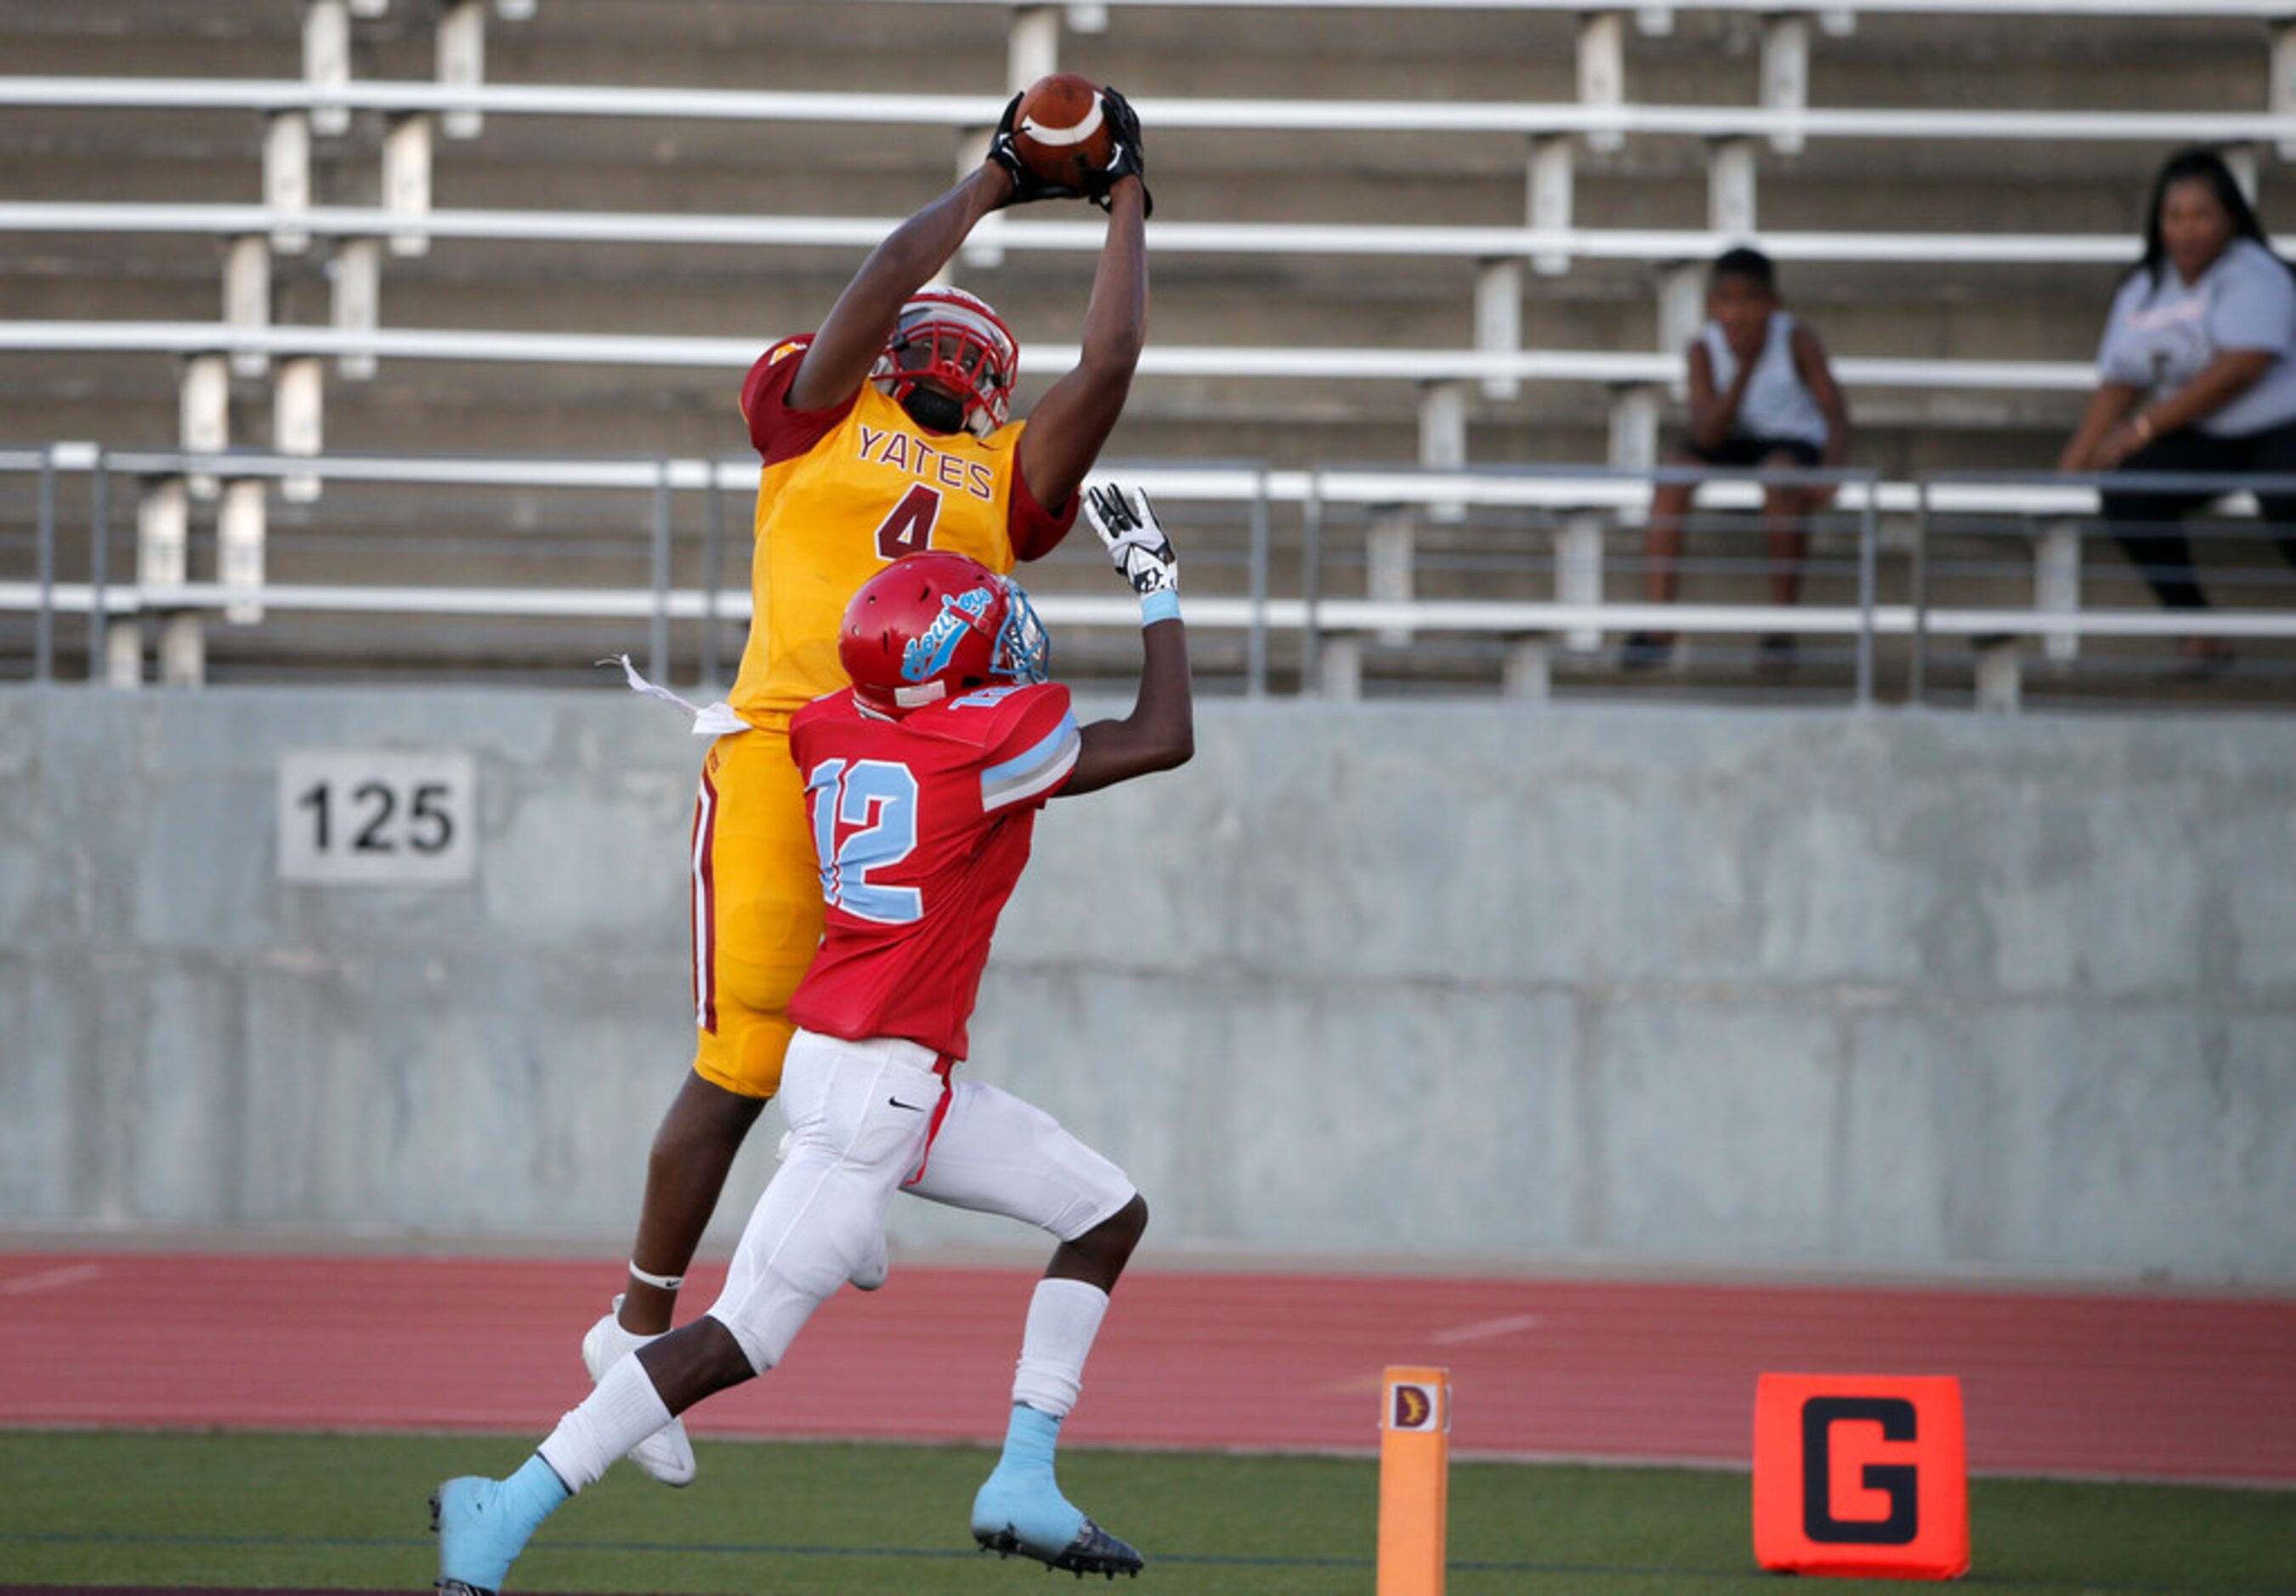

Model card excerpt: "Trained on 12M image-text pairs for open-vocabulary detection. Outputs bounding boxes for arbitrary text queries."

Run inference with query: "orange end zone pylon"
[1378,1365,1451,1596]
[1754,1372,1970,1581]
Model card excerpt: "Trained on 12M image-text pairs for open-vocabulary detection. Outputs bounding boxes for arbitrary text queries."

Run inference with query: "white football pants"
[706,1028,1137,1372]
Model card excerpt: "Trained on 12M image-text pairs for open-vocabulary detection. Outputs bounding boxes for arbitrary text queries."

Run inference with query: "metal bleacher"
[0,0,2291,705]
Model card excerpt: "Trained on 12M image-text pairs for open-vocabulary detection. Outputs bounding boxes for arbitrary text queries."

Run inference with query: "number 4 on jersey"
[874,484,942,560]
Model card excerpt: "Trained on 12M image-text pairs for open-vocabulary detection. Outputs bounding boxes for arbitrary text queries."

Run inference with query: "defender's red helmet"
[838,551,1050,715]
[870,286,1019,439]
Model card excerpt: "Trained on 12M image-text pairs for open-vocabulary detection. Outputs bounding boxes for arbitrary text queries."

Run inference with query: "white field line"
[0,1263,104,1296]
[1429,1312,1545,1344]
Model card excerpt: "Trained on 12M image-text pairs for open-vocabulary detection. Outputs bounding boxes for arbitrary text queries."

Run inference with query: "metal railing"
[4,77,2285,145]
[4,447,2292,706]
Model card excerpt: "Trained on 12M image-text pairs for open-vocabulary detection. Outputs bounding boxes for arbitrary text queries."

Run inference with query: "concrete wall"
[1,687,2290,1283]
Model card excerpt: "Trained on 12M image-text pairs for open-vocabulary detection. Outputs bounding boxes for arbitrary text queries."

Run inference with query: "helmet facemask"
[871,289,1019,439]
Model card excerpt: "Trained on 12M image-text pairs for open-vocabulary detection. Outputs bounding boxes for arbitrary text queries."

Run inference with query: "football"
[1009,72,1114,191]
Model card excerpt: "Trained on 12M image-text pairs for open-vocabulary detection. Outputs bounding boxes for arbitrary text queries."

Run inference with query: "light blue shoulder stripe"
[981,712,1080,808]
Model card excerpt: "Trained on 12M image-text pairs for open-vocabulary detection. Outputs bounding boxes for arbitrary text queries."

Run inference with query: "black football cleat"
[975,1514,1144,1579]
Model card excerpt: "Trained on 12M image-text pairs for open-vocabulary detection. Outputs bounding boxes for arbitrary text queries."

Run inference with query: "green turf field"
[0,1432,2288,1594]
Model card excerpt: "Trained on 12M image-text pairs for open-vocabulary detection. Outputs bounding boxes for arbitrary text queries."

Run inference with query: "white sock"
[1009,1277,1110,1420]
[536,1351,674,1493]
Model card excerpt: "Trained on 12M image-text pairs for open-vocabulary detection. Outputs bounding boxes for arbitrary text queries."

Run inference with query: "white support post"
[138,477,190,591]
[1608,385,1663,471]
[1709,138,1758,238]
[332,238,381,380]
[1975,640,2022,714]
[957,128,1002,269]
[275,356,326,505]
[179,354,229,500]
[1760,14,1811,155]
[160,613,207,688]
[220,480,268,625]
[1556,512,1606,654]
[2037,519,2082,664]
[2276,22,2296,158]
[264,111,312,253]
[1577,11,1626,153]
[1526,134,1574,275]
[223,235,271,379]
[2220,142,2260,204]
[437,0,486,140]
[304,0,352,137]
[1065,3,1108,32]
[1318,635,1363,701]
[1418,382,1468,526]
[1009,5,1060,92]
[1658,260,1704,356]
[105,621,143,688]
[1368,508,1415,648]
[383,112,434,257]
[1474,259,1523,401]
[1503,637,1552,700]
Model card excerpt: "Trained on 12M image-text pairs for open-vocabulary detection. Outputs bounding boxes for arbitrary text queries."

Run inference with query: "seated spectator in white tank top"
[2058,146,2296,678]
[1623,246,1853,675]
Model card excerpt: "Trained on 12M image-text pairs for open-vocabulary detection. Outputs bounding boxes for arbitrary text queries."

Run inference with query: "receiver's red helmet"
[871,286,1019,439]
[838,551,1049,714]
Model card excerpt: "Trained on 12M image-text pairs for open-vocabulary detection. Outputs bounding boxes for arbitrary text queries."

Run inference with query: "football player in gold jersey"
[578,91,1151,1487]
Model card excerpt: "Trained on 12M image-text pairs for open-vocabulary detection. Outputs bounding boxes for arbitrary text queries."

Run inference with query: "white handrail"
[0,203,2190,269]
[1,79,2284,143]
[19,447,2263,518]
[875,0,2296,14]
[8,581,2290,642]
[0,320,2095,391]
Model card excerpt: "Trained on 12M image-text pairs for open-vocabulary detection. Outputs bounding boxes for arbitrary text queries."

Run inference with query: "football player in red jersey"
[581,86,1151,1491]
[434,485,1188,1590]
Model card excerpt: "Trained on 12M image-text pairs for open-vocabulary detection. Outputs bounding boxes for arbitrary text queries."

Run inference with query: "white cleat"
[580,1296,697,1487]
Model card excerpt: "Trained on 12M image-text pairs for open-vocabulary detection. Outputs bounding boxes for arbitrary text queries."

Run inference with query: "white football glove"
[1085,483,1177,597]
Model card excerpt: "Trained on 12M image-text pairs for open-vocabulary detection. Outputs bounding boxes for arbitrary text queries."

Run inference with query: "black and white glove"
[1086,484,1178,614]
[1085,87,1154,218]
[985,93,1083,207]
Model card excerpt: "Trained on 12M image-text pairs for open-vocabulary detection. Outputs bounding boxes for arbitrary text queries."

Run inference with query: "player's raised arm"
[1016,90,1151,514]
[786,166,1013,411]
[1062,484,1191,796]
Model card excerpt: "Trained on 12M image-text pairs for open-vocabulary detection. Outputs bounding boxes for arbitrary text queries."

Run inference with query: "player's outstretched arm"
[786,166,1015,411]
[1063,484,1192,797]
[1015,163,1149,516]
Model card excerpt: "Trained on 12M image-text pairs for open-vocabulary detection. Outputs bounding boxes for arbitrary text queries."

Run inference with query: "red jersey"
[785,680,1080,1059]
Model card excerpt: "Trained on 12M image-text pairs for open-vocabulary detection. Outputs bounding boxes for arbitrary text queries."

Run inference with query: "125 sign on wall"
[278,750,477,885]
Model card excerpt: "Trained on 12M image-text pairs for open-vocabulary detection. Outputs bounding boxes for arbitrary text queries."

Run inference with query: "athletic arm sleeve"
[1006,445,1083,563]
[978,685,1080,812]
[741,335,861,465]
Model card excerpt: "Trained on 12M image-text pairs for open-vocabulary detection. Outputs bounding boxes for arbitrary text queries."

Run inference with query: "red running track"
[1,1252,2289,1486]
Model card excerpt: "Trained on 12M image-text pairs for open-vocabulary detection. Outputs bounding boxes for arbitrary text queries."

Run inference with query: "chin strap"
[899,384,971,436]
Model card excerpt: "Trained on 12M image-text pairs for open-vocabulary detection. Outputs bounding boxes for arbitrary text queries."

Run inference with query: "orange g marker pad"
[1377,1366,1451,1596]
[1754,1372,1969,1581]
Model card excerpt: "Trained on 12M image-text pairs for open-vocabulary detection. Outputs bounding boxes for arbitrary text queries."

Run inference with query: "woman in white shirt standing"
[2060,147,2296,674]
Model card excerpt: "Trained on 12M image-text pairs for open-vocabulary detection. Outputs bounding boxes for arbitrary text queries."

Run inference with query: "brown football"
[1010,73,1113,191]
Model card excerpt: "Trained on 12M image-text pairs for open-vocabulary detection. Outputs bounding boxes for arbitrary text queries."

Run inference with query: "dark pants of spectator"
[2101,419,2296,610]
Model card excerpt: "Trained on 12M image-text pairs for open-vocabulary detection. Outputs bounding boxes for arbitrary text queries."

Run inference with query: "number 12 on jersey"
[806,757,922,924]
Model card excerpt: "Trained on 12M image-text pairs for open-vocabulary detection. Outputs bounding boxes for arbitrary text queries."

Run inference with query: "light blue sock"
[996,1402,1063,1476]
[498,1453,571,1540]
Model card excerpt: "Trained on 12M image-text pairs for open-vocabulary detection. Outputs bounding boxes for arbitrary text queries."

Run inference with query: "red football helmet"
[870,286,1019,439]
[838,551,1050,714]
